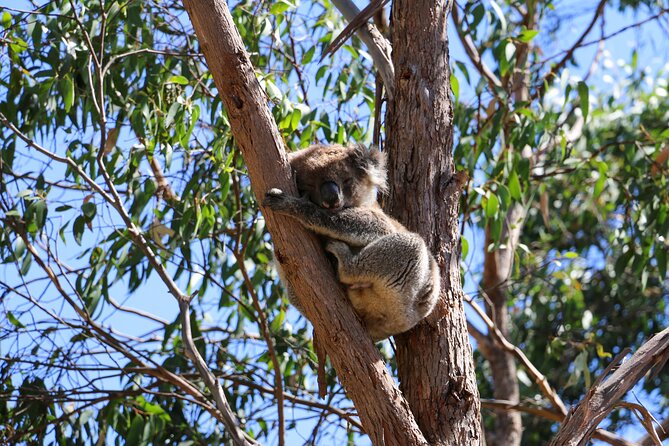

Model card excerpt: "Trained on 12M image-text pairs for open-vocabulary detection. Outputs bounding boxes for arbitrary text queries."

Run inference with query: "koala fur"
[264,143,440,341]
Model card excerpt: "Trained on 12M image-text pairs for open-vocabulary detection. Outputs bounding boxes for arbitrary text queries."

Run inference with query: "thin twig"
[465,295,568,416]
[451,3,503,93]
[232,246,285,446]
[535,0,607,99]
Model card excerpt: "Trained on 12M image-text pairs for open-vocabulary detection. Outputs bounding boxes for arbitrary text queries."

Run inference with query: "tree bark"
[182,1,427,444]
[385,1,482,444]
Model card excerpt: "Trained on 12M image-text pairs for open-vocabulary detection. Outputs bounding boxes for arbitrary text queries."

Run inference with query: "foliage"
[0,0,667,444]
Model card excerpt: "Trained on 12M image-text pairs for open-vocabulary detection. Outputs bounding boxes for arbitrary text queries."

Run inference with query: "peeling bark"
[550,327,669,446]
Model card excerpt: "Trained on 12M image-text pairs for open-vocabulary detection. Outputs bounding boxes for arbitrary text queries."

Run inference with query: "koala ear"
[352,144,388,192]
[286,150,300,165]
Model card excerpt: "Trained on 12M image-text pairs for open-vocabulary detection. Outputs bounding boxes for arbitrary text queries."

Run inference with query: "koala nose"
[320,181,342,209]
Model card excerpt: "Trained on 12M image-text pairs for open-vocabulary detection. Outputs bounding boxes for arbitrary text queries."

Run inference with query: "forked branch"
[549,326,669,446]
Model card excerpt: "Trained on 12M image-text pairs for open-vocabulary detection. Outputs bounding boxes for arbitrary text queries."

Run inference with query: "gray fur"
[264,144,440,341]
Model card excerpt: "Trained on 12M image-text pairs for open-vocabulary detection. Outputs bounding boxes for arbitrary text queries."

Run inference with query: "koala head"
[287,143,387,210]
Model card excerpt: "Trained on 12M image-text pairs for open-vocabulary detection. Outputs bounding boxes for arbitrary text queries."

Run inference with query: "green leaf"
[270,309,285,333]
[81,202,96,219]
[302,46,315,65]
[164,102,180,129]
[660,128,669,140]
[7,311,25,328]
[270,0,292,14]
[290,108,302,131]
[518,29,539,43]
[17,189,34,198]
[85,288,101,315]
[167,75,189,85]
[20,252,32,275]
[136,397,171,422]
[127,416,145,445]
[1,11,11,29]
[263,78,282,99]
[497,184,511,211]
[509,171,522,200]
[485,193,499,218]
[29,200,47,231]
[450,73,459,101]
[14,238,26,259]
[505,41,516,62]
[593,175,606,198]
[577,81,589,121]
[455,60,470,85]
[73,216,86,245]
[614,249,633,276]
[63,76,74,112]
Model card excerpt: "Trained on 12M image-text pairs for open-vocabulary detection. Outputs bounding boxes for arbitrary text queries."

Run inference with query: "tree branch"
[465,295,568,416]
[549,326,669,446]
[480,399,639,446]
[535,0,607,99]
[638,416,669,446]
[328,0,395,98]
[451,3,503,92]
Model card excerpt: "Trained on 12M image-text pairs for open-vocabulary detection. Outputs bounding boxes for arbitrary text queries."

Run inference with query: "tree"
[0,1,667,445]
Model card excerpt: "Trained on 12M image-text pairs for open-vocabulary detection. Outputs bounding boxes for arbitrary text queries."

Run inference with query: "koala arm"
[263,189,395,246]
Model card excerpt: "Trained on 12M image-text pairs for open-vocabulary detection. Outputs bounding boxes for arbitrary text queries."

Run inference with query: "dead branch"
[549,326,669,446]
[328,0,394,97]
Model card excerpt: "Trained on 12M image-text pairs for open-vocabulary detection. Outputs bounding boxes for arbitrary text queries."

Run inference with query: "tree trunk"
[482,206,525,446]
[182,1,427,444]
[385,1,482,444]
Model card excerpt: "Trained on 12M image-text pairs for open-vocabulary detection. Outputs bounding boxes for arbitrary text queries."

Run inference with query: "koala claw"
[263,188,286,209]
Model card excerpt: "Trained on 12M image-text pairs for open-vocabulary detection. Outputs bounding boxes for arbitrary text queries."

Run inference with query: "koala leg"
[327,233,438,313]
[327,234,418,285]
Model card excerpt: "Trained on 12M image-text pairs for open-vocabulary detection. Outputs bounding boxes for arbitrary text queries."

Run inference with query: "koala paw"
[263,188,287,209]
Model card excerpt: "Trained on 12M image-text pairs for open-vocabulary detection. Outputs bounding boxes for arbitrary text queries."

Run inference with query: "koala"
[264,143,440,341]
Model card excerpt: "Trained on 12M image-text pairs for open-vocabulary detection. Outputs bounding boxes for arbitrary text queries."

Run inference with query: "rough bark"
[385,1,482,444]
[549,327,669,446]
[181,1,427,444]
